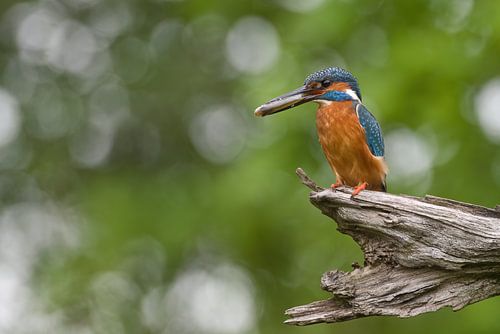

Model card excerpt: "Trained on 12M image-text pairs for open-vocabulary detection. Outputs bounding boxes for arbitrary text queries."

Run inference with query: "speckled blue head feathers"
[305,67,362,101]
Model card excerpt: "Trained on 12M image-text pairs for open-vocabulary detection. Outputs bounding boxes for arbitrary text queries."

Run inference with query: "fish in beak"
[254,86,322,117]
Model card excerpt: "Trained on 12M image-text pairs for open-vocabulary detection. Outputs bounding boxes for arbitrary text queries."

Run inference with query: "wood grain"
[286,168,500,325]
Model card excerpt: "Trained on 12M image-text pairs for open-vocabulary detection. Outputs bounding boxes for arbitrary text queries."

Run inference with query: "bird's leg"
[330,180,343,189]
[351,182,368,198]
[331,172,343,189]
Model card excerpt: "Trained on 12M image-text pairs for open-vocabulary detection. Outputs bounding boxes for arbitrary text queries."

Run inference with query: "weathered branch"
[286,168,500,325]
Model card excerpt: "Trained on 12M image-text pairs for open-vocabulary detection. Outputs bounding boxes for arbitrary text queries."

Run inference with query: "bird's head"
[255,67,362,117]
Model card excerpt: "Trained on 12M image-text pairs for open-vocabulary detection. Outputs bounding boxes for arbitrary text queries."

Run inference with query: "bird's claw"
[330,181,342,191]
[350,182,368,199]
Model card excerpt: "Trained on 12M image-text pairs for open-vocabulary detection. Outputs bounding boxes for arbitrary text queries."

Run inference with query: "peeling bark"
[286,168,500,325]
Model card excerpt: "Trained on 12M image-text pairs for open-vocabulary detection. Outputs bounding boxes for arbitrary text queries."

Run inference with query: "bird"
[254,67,387,197]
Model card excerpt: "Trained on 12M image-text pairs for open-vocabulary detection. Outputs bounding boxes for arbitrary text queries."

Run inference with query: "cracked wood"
[286,168,500,325]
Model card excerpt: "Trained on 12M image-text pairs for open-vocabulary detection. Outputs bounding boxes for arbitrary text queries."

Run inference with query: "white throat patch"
[315,100,333,106]
[344,89,360,101]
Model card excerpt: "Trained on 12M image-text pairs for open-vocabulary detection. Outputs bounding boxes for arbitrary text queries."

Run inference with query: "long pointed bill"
[254,86,321,117]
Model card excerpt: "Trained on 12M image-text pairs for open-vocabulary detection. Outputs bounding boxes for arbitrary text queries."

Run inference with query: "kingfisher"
[255,67,387,196]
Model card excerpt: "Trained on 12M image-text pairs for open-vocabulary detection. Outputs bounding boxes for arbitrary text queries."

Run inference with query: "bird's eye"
[322,80,331,87]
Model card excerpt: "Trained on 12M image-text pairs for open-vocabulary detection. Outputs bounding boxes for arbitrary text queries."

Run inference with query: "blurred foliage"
[0,0,499,333]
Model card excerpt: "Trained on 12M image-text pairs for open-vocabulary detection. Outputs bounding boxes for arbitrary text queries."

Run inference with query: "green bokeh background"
[0,0,499,333]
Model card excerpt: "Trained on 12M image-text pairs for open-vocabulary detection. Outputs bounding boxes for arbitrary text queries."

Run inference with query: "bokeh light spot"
[47,20,98,75]
[140,287,165,331]
[88,2,132,41]
[0,89,21,149]
[165,263,256,334]
[89,83,130,119]
[277,0,325,13]
[430,0,474,33]
[113,38,151,84]
[14,4,99,76]
[70,83,129,168]
[475,78,500,143]
[385,128,435,187]
[28,85,83,140]
[347,25,389,67]
[15,5,61,65]
[150,19,183,54]
[189,105,247,164]
[69,122,114,168]
[225,16,280,74]
[0,202,79,332]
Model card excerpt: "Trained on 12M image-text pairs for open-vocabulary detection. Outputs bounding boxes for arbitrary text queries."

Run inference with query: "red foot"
[351,182,368,198]
[330,181,342,189]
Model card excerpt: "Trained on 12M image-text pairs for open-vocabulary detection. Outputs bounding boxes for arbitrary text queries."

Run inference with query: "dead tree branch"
[286,168,500,325]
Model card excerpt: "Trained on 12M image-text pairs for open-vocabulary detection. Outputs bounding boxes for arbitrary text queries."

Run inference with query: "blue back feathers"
[355,102,384,157]
[305,67,362,101]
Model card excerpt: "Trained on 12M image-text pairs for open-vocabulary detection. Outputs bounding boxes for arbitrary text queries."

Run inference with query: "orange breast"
[316,102,387,190]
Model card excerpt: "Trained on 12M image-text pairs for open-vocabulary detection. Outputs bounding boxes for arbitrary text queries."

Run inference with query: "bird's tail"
[381,177,387,192]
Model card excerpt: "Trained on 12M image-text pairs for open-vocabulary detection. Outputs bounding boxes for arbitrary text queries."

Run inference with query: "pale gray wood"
[286,168,500,325]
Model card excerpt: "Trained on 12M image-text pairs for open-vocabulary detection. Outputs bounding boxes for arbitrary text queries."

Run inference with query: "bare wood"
[287,168,500,325]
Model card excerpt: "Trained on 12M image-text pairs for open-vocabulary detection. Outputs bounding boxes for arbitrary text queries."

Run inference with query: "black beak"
[254,86,322,117]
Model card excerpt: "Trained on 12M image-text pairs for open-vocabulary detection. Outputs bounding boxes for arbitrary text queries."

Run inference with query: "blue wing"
[355,103,384,157]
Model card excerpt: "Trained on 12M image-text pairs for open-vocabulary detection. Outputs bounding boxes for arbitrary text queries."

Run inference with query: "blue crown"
[304,67,362,101]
